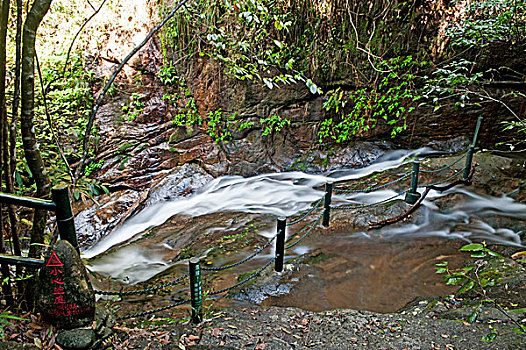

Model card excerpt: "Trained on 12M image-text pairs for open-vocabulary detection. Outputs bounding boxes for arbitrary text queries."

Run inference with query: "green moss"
[306,252,337,265]
[118,142,136,153]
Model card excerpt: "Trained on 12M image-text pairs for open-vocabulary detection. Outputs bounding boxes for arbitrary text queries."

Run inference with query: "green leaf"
[471,252,487,258]
[457,280,475,294]
[446,276,466,285]
[101,185,110,195]
[485,249,503,258]
[306,79,321,94]
[512,326,526,335]
[480,279,495,287]
[460,243,484,251]
[467,309,479,323]
[508,308,526,314]
[481,331,498,342]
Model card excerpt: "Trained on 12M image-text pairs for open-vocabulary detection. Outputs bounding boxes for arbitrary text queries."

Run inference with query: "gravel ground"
[112,302,525,349]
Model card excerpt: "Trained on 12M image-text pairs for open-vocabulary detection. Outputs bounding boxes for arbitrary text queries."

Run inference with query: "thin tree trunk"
[0,0,13,307]
[9,0,23,304]
[21,0,52,259]
[9,0,23,259]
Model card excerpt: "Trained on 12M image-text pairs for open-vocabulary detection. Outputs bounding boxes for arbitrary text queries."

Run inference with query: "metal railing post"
[405,161,420,204]
[189,257,202,324]
[322,182,333,227]
[463,145,475,181]
[472,116,483,147]
[51,187,79,253]
[275,217,286,272]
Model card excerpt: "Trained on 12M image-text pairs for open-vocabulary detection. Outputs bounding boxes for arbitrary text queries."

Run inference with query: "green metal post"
[51,187,79,253]
[463,146,475,181]
[275,217,286,272]
[405,161,421,204]
[189,257,203,324]
[322,182,333,227]
[472,116,483,147]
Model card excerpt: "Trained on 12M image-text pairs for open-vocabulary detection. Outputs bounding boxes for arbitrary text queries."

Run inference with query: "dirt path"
[111,302,524,349]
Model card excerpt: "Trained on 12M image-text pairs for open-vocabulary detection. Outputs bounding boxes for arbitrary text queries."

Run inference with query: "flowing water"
[85,149,525,313]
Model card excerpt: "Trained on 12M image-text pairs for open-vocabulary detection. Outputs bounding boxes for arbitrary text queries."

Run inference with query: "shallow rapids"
[84,149,525,295]
[83,148,431,258]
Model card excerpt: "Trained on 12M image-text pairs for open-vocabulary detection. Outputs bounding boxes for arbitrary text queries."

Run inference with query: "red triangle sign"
[46,251,64,267]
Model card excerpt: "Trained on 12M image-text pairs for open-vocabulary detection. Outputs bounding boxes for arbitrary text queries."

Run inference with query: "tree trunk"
[21,0,52,259]
[0,0,13,306]
[9,0,23,259]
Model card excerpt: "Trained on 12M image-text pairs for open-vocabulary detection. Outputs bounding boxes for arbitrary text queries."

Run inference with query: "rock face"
[37,240,95,330]
[74,189,145,248]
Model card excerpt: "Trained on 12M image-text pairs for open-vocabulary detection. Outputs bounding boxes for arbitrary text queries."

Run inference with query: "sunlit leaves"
[260,114,290,136]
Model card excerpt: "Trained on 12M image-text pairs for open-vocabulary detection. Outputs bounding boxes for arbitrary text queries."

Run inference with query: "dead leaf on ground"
[512,251,526,259]
[212,328,222,338]
[255,342,266,350]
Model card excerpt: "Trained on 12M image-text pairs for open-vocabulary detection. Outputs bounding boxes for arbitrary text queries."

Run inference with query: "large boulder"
[37,240,95,329]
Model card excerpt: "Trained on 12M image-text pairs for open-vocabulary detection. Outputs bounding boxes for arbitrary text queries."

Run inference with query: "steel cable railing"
[100,139,481,323]
[286,198,323,226]
[206,257,276,296]
[202,234,277,272]
[285,213,323,249]
[333,171,413,194]
[331,191,407,211]
[94,273,189,297]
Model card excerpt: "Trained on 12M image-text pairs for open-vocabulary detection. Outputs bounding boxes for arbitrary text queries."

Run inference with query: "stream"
[84,149,525,313]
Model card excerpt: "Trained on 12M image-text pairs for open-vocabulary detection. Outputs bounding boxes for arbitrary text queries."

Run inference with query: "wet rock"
[75,190,145,248]
[75,164,214,251]
[144,163,213,206]
[233,281,292,304]
[37,240,95,330]
[56,329,96,350]
[426,136,470,154]
[292,141,393,173]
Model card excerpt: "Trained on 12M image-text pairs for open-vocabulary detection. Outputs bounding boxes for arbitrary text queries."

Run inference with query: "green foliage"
[447,0,526,47]
[430,0,526,149]
[260,114,290,136]
[435,243,503,294]
[319,56,418,142]
[157,63,179,86]
[206,109,237,142]
[122,93,146,121]
[421,59,483,112]
[436,242,526,338]
[0,312,27,339]
[28,53,100,198]
[172,93,202,128]
[157,71,203,129]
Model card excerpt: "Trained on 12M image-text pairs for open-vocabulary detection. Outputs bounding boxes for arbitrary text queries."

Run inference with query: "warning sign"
[46,251,64,267]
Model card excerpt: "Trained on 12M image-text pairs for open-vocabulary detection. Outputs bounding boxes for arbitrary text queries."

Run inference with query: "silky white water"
[85,149,525,284]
